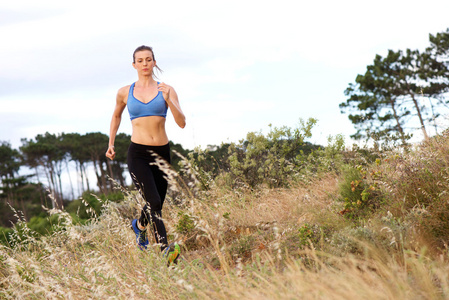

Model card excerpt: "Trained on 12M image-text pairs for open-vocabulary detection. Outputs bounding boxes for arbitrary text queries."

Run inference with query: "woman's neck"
[136,75,156,87]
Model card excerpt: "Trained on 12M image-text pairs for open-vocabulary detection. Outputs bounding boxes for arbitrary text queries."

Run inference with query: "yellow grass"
[2,167,449,299]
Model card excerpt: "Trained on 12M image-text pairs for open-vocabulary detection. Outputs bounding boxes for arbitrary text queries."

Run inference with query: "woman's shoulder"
[116,84,132,104]
[117,84,132,97]
[118,84,132,94]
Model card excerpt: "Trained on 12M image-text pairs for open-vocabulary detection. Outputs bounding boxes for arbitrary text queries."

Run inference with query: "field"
[1,131,449,299]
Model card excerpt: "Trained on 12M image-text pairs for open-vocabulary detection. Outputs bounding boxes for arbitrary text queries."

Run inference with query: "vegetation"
[340,28,449,145]
[1,119,449,299]
[0,133,189,230]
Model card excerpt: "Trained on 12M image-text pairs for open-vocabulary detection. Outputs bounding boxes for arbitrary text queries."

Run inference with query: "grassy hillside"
[1,130,449,299]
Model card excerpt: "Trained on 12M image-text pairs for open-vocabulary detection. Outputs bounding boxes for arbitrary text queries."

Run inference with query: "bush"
[176,211,195,234]
[27,214,61,235]
[65,191,124,220]
[229,235,257,260]
[0,227,13,246]
[377,135,449,246]
[297,134,346,179]
[338,160,385,220]
[227,118,318,188]
[414,197,449,246]
[282,223,326,254]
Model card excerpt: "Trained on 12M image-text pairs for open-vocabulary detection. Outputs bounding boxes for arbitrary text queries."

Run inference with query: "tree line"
[340,28,449,145]
[0,132,190,226]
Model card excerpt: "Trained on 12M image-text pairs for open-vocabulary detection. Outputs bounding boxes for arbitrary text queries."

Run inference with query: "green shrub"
[297,134,346,179]
[65,191,124,220]
[328,226,378,256]
[227,118,318,188]
[229,235,256,260]
[281,223,328,256]
[176,211,195,234]
[27,214,61,235]
[338,162,384,220]
[0,227,13,246]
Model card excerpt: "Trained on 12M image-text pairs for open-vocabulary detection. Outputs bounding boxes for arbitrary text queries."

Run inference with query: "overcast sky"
[1,0,449,151]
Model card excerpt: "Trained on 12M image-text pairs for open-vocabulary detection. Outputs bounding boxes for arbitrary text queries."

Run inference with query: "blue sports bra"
[127,82,168,120]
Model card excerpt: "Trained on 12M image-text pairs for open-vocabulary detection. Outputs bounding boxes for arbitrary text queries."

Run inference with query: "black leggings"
[127,142,171,250]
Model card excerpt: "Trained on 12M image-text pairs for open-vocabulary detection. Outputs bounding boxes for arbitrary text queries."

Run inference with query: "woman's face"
[133,50,156,75]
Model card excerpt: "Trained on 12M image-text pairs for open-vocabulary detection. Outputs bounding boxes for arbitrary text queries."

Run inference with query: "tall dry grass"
[2,135,449,299]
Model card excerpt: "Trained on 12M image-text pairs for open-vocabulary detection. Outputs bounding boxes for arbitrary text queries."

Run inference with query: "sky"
[1,0,449,152]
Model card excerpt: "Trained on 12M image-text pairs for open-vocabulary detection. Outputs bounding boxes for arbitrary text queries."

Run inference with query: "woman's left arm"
[159,83,186,128]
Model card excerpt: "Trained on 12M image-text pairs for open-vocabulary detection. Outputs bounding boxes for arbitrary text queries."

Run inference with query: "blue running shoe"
[163,243,180,266]
[131,219,149,250]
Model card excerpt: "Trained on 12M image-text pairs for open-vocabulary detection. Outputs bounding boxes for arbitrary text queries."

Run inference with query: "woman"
[106,45,186,264]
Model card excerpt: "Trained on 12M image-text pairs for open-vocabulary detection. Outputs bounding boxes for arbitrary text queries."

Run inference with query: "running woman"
[106,45,186,264]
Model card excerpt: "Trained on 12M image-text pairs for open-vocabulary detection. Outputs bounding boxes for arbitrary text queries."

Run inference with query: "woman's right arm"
[106,87,128,160]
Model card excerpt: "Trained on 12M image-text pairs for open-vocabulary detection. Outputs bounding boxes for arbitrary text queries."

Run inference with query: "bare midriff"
[130,116,169,146]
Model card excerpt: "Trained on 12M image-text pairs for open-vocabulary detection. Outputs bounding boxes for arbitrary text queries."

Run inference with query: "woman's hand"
[158,82,186,128]
[105,145,116,160]
[157,82,171,102]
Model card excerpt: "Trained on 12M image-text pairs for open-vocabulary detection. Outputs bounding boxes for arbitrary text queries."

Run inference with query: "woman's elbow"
[177,117,186,129]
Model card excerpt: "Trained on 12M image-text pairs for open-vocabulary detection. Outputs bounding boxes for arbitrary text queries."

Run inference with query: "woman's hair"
[133,45,163,76]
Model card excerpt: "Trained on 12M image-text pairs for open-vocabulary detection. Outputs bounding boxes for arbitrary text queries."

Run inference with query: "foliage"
[337,162,384,220]
[379,133,449,246]
[175,211,195,234]
[169,141,192,172]
[65,191,125,220]
[0,142,48,224]
[19,131,132,204]
[228,235,257,260]
[27,214,62,236]
[0,226,13,246]
[227,118,318,188]
[2,126,449,299]
[340,28,449,145]
[183,121,348,192]
[0,181,47,228]
[0,132,191,229]
[187,143,232,180]
[0,141,21,180]
[297,133,346,178]
[281,223,327,255]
